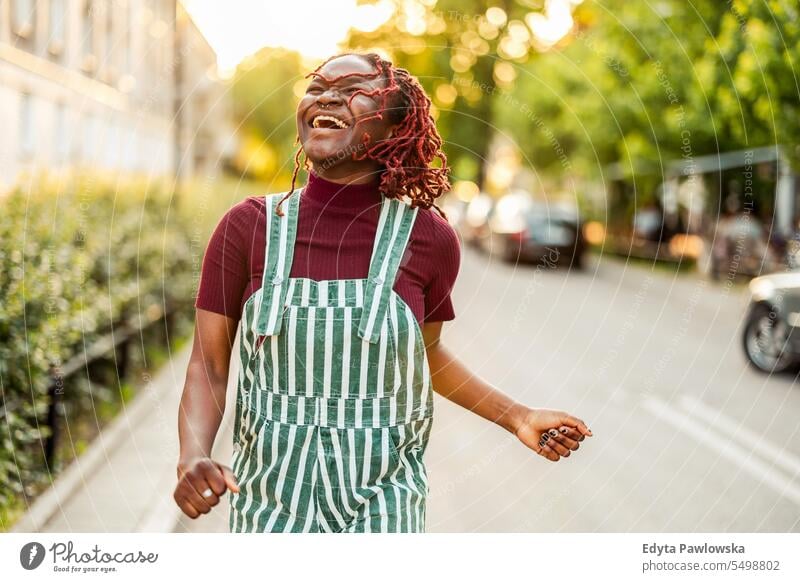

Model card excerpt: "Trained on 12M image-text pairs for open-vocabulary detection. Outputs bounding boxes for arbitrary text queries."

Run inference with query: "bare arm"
[422,321,593,462]
[174,308,240,518]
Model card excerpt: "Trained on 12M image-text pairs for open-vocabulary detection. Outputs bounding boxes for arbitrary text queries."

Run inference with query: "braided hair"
[276,52,450,219]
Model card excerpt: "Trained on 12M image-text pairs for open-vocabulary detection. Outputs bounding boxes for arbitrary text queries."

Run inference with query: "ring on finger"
[202,488,214,498]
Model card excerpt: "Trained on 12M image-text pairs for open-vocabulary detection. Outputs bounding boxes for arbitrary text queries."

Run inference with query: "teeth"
[312,115,349,129]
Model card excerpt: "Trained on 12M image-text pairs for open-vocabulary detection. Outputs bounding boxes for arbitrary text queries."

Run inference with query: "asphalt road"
[177,246,800,533]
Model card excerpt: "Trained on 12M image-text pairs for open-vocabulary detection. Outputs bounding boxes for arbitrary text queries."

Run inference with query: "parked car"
[485,192,586,268]
[712,213,778,279]
[461,193,495,248]
[742,272,800,373]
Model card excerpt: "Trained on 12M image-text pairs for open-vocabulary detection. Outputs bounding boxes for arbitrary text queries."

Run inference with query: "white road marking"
[678,394,800,479]
[641,395,800,506]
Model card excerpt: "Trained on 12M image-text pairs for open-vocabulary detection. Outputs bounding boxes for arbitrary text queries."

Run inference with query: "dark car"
[742,272,800,373]
[486,193,585,268]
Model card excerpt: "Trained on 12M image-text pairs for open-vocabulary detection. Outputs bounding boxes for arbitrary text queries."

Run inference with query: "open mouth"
[310,114,350,130]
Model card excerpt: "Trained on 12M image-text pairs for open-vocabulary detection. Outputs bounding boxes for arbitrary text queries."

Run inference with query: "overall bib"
[229,188,435,533]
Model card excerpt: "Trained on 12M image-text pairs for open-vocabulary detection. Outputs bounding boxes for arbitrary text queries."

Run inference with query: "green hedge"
[0,177,197,529]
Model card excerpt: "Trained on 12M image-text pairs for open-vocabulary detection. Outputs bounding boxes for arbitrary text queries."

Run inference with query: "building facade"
[0,0,228,191]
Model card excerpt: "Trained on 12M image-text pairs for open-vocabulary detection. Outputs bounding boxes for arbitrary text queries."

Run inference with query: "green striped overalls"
[228,188,435,533]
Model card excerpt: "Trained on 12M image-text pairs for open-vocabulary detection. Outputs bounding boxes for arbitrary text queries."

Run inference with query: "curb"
[11,344,193,533]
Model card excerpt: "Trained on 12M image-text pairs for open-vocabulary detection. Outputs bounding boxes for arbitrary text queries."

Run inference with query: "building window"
[82,0,97,74]
[48,0,67,57]
[104,0,116,82]
[11,0,36,45]
[55,102,69,164]
[19,93,35,159]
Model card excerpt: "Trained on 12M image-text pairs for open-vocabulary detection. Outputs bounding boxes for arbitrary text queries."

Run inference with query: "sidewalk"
[12,336,239,533]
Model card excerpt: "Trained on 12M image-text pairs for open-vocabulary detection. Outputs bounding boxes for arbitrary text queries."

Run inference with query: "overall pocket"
[263,305,398,398]
[387,419,432,494]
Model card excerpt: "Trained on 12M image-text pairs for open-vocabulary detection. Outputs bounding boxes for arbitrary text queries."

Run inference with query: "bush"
[0,176,197,529]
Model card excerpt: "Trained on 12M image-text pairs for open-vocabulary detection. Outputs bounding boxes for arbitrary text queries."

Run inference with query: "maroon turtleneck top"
[194,171,461,326]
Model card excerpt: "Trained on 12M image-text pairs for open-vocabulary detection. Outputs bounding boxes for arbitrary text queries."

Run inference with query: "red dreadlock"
[276,52,450,219]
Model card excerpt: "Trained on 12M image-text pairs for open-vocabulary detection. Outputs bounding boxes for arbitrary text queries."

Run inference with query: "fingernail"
[560,427,568,434]
[542,433,550,441]
[549,429,558,437]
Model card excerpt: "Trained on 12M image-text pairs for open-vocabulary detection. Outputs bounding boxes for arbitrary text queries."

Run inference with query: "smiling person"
[174,52,593,533]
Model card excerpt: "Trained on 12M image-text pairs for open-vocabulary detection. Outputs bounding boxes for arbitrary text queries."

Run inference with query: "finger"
[560,415,593,437]
[543,434,571,457]
[539,442,560,462]
[559,426,585,442]
[218,463,240,493]
[183,473,214,513]
[173,490,200,519]
[202,463,228,497]
[548,428,579,451]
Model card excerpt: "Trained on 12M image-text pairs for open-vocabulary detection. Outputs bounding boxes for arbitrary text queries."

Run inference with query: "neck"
[302,170,383,209]
[310,162,383,185]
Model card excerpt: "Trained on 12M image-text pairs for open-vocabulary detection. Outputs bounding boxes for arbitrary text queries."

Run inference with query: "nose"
[317,88,344,107]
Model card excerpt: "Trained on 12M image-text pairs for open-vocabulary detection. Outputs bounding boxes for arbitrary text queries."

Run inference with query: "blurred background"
[2,0,799,533]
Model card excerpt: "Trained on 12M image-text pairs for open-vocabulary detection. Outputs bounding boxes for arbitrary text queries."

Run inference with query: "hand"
[174,457,240,519]
[514,407,593,462]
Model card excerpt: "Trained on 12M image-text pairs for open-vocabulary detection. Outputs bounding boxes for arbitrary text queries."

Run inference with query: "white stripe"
[362,202,406,341]
[266,196,290,332]
[271,328,280,390]
[316,433,348,530]
[303,444,320,533]
[355,280,363,308]
[386,428,407,533]
[359,336,370,398]
[389,300,400,425]
[361,428,374,533]
[288,306,297,396]
[323,307,333,398]
[260,196,273,289]
[329,428,359,519]
[301,278,310,307]
[678,394,800,478]
[306,307,315,396]
[240,416,279,531]
[319,281,328,307]
[377,429,391,532]
[285,279,296,307]
[346,428,371,528]
[263,424,299,531]
[338,281,346,306]
[642,396,800,506]
[367,196,392,267]
[341,309,352,398]
[280,393,288,424]
[376,317,389,397]
[284,427,315,532]
[405,306,417,423]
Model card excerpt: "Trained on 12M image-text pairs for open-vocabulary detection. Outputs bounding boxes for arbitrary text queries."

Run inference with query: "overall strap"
[255,189,302,336]
[357,196,418,344]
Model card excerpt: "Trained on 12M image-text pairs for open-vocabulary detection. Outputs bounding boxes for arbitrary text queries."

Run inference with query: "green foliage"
[499,0,800,185]
[0,176,197,530]
[230,48,306,181]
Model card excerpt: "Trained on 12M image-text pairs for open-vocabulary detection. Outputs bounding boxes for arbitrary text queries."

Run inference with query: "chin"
[303,142,355,170]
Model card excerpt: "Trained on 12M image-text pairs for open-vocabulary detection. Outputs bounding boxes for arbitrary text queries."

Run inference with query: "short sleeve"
[194,199,258,322]
[423,214,462,323]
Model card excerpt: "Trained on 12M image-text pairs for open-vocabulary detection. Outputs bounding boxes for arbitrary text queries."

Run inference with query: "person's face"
[296,55,397,176]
